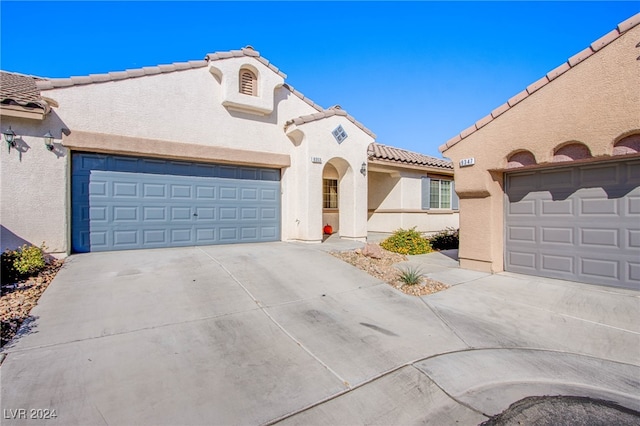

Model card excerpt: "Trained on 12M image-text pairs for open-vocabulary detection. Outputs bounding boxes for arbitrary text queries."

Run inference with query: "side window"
[239,69,257,96]
[323,179,338,209]
[422,178,458,210]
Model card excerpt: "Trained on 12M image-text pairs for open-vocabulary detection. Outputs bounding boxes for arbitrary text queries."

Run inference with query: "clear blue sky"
[1,2,637,158]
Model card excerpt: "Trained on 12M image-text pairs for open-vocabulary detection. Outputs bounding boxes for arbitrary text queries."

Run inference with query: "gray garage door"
[505,158,640,289]
[72,153,281,252]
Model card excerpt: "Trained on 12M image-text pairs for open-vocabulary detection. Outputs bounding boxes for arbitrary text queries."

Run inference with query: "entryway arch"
[322,157,355,238]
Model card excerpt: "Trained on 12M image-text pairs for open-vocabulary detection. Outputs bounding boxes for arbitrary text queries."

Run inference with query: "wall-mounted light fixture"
[3,126,16,147]
[43,131,55,151]
[360,162,367,176]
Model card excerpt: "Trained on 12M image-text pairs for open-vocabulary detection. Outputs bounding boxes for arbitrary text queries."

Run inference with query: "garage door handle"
[193,213,198,217]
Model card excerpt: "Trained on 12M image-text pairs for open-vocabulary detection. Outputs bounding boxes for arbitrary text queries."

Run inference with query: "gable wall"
[442,25,640,272]
[44,66,319,156]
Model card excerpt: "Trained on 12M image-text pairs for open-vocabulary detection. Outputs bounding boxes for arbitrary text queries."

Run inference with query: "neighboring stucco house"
[440,14,639,289]
[0,47,458,256]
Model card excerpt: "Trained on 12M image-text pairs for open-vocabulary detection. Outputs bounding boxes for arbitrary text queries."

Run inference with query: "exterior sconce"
[3,126,16,147]
[360,162,367,176]
[43,131,55,151]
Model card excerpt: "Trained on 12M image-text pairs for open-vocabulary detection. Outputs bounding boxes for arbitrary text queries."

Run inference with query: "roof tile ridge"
[439,12,640,153]
[35,59,208,90]
[0,70,48,80]
[370,142,453,166]
[205,46,288,79]
[283,104,376,139]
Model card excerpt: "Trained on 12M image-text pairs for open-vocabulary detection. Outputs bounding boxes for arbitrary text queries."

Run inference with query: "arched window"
[239,69,257,96]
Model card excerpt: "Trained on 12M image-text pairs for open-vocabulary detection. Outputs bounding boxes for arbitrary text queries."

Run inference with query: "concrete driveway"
[1,242,639,425]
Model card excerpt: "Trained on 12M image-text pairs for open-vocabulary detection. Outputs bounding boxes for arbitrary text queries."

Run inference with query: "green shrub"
[1,244,47,283]
[1,249,19,283]
[380,228,432,255]
[398,266,423,286]
[429,228,459,250]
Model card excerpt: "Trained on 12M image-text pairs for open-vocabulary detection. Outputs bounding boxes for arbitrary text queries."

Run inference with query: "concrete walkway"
[1,241,638,425]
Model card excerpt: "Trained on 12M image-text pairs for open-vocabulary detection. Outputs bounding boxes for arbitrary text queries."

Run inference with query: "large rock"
[362,243,383,259]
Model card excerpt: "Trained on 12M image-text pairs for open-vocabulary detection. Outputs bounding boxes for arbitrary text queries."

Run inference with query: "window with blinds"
[422,178,456,210]
[239,69,257,96]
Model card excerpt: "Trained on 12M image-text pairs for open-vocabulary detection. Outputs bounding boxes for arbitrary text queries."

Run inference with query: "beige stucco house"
[440,14,639,289]
[1,47,458,256]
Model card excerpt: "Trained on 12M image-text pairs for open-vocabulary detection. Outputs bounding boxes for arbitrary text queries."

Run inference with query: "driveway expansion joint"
[418,296,472,348]
[197,247,351,389]
[409,364,491,417]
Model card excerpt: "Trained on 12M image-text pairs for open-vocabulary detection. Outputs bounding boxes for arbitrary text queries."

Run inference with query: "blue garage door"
[72,153,281,252]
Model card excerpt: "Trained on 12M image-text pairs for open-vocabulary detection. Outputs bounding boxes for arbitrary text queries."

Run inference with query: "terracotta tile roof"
[368,143,453,170]
[0,71,49,110]
[284,104,376,139]
[440,12,640,153]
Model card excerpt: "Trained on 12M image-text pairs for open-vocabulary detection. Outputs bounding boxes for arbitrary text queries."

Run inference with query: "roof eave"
[368,157,454,174]
[439,12,640,154]
[0,104,47,120]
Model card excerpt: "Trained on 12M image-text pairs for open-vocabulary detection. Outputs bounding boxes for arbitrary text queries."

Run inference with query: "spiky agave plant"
[397,266,423,286]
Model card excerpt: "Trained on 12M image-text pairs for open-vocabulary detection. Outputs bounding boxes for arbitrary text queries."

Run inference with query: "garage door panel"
[507,251,536,270]
[261,188,278,201]
[628,196,640,214]
[541,254,574,274]
[143,183,166,198]
[170,184,192,199]
[220,187,238,200]
[505,159,639,289]
[579,196,617,215]
[541,227,573,244]
[508,199,536,215]
[580,228,618,247]
[113,181,138,197]
[195,228,216,243]
[195,207,215,220]
[196,186,216,199]
[144,229,167,244]
[114,230,138,246]
[241,188,258,200]
[88,181,107,196]
[540,169,573,188]
[541,199,572,215]
[508,226,536,242]
[629,263,640,282]
[580,164,619,185]
[219,228,238,241]
[261,207,277,220]
[581,258,619,280]
[72,153,280,252]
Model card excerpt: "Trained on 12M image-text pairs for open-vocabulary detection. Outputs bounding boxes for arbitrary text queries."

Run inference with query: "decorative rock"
[362,243,384,259]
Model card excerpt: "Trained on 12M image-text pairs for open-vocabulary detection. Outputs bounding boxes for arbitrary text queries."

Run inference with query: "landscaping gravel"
[1,259,64,348]
[331,245,448,296]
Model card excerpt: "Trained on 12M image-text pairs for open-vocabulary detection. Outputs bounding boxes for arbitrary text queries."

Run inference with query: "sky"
[1,1,638,158]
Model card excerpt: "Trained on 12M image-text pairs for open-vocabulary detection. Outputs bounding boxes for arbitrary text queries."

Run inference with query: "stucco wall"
[441,25,640,272]
[288,116,372,241]
[44,66,315,156]
[367,170,459,233]
[0,115,69,255]
[30,57,374,248]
